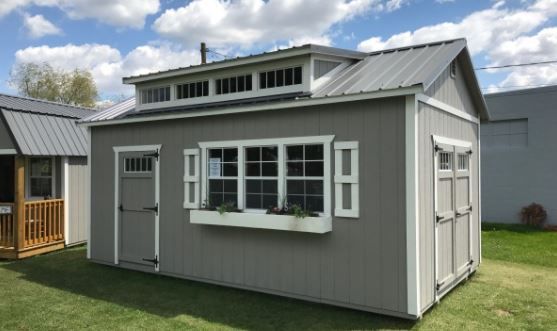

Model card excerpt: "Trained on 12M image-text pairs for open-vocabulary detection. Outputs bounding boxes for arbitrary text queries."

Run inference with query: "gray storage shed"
[82,39,487,319]
[482,85,557,225]
[0,94,93,258]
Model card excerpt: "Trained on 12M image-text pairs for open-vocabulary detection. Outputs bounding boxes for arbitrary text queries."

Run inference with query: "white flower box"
[190,210,332,234]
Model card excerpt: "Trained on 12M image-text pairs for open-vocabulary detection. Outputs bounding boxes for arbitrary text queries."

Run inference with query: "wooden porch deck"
[0,156,66,259]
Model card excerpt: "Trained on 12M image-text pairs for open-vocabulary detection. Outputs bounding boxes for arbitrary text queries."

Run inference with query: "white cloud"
[357,0,557,91]
[1,0,160,28]
[23,13,61,38]
[153,0,399,48]
[14,43,199,95]
[357,1,549,55]
[490,27,557,89]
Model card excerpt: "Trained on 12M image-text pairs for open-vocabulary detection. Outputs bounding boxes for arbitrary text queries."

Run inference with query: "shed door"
[434,141,473,295]
[118,151,158,269]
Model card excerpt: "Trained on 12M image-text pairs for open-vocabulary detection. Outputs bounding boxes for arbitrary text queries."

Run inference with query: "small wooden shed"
[83,39,488,319]
[0,94,92,258]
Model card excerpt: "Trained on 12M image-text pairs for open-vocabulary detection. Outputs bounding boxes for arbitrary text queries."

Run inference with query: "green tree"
[9,62,98,108]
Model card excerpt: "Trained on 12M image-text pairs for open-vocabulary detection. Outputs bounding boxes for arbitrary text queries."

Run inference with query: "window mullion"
[238,146,245,210]
[278,143,285,209]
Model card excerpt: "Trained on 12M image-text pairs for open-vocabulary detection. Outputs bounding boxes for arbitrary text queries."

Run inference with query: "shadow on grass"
[482,222,545,233]
[1,247,414,330]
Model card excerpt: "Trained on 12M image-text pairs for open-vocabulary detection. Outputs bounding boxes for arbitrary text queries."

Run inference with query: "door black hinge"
[144,150,159,160]
[119,204,123,212]
[143,203,159,215]
[142,255,159,267]
[469,259,474,266]
[466,150,473,155]
[469,206,473,212]
[436,215,444,223]
[456,212,462,217]
[436,281,444,291]
[434,144,443,153]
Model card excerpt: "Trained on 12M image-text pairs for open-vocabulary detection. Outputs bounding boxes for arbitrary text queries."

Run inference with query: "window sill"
[190,210,332,234]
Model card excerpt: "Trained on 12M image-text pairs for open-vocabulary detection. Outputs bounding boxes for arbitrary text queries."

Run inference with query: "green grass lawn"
[1,224,556,330]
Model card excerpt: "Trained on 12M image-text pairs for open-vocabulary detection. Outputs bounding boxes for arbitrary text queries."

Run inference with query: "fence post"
[14,156,25,251]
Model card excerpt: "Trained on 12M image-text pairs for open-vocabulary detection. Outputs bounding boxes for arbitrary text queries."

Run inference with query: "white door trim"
[113,144,162,271]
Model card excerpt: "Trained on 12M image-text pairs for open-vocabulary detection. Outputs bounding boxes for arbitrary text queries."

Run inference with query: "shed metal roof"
[82,38,488,125]
[82,97,136,122]
[2,109,88,156]
[313,39,466,97]
[0,93,95,119]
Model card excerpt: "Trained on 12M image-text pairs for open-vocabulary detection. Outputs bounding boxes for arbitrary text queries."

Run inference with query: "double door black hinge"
[143,203,159,215]
[142,255,159,267]
[143,150,159,160]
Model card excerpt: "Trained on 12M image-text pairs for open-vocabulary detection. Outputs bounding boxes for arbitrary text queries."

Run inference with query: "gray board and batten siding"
[482,85,557,225]
[0,114,15,150]
[67,157,88,244]
[90,98,411,318]
[419,55,481,312]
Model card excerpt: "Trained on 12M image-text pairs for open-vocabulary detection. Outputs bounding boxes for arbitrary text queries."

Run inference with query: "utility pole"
[200,42,207,64]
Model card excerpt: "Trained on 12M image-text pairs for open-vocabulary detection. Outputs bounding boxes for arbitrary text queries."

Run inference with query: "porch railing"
[24,199,64,247]
[0,203,14,247]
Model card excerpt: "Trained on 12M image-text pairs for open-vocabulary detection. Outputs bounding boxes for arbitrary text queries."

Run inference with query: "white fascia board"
[0,149,17,155]
[416,94,479,125]
[432,135,472,148]
[81,86,423,128]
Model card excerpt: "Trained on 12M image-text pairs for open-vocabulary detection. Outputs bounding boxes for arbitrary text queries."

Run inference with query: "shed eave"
[80,85,423,128]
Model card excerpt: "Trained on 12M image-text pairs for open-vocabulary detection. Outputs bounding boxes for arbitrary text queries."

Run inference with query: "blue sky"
[0,0,556,103]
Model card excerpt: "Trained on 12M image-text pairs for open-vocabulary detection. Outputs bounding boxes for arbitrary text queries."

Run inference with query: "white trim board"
[405,95,421,317]
[0,149,17,155]
[80,86,423,128]
[63,157,70,245]
[432,135,472,148]
[86,128,91,259]
[416,94,479,125]
[112,144,162,271]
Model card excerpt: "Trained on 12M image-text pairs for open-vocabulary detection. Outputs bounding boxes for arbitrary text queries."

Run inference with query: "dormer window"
[259,66,302,89]
[140,86,171,104]
[176,80,209,100]
[216,74,253,95]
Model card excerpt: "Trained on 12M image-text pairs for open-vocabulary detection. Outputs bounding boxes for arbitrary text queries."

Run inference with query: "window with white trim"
[285,144,324,213]
[141,86,171,104]
[207,148,238,207]
[439,152,453,171]
[457,153,469,171]
[28,157,54,198]
[124,157,152,173]
[198,136,333,215]
[245,146,278,210]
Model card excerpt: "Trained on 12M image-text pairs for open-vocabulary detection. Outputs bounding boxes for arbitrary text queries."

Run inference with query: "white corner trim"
[432,135,472,148]
[112,144,162,270]
[86,128,91,259]
[0,149,17,155]
[405,95,420,317]
[81,86,423,128]
[63,157,70,245]
[416,94,479,125]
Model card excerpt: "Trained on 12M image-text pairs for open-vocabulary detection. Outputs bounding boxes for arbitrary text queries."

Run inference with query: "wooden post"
[14,156,25,251]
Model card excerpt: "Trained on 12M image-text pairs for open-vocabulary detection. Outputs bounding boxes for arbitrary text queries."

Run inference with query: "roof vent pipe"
[200,42,207,64]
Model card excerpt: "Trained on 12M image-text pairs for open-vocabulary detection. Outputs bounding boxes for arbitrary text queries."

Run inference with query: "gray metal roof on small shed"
[82,97,136,122]
[313,39,467,97]
[0,93,95,119]
[0,93,93,156]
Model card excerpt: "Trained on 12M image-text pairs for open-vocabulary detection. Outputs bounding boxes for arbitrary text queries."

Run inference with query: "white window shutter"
[334,141,359,218]
[184,149,200,209]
